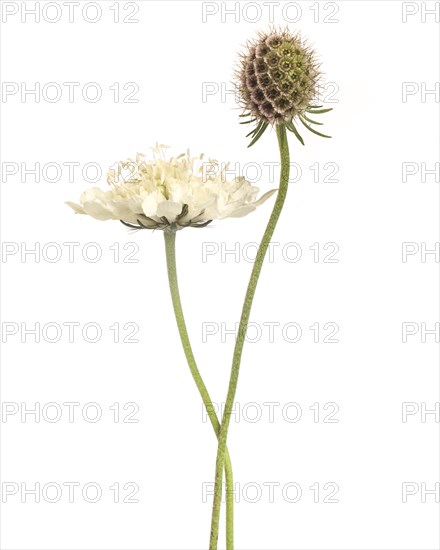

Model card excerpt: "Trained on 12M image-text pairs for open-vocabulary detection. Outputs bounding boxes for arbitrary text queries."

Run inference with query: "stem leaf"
[302,114,323,125]
[299,116,332,138]
[248,121,269,147]
[285,121,304,146]
[306,107,333,114]
[246,120,263,138]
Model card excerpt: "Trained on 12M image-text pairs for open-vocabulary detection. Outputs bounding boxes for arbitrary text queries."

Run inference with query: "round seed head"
[237,28,320,125]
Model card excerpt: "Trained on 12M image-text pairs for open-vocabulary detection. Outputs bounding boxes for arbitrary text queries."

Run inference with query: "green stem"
[163,229,234,550]
[209,124,290,549]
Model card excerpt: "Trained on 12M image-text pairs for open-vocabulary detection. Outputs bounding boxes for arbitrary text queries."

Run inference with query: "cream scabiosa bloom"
[67,145,276,230]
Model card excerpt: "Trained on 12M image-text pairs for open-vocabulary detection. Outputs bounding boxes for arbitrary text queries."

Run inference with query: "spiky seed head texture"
[237,29,320,125]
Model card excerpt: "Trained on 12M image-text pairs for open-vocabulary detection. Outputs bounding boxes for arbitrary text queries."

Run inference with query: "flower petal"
[156,201,184,222]
[65,201,85,214]
[141,193,161,217]
[254,188,278,206]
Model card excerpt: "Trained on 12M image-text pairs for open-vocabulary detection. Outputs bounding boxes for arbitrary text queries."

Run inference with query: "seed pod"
[236,28,332,146]
[238,29,319,124]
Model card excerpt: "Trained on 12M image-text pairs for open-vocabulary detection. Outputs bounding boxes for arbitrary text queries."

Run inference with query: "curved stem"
[163,230,234,550]
[209,124,290,549]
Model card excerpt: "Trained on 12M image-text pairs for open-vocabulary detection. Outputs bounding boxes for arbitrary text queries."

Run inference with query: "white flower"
[66,145,276,230]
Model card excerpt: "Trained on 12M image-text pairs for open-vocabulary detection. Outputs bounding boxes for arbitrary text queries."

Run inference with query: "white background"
[0,1,439,549]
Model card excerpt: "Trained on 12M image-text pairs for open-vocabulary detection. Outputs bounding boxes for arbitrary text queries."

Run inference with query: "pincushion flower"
[66,26,333,550]
[209,28,333,550]
[67,145,276,230]
[67,144,276,550]
[237,27,332,146]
